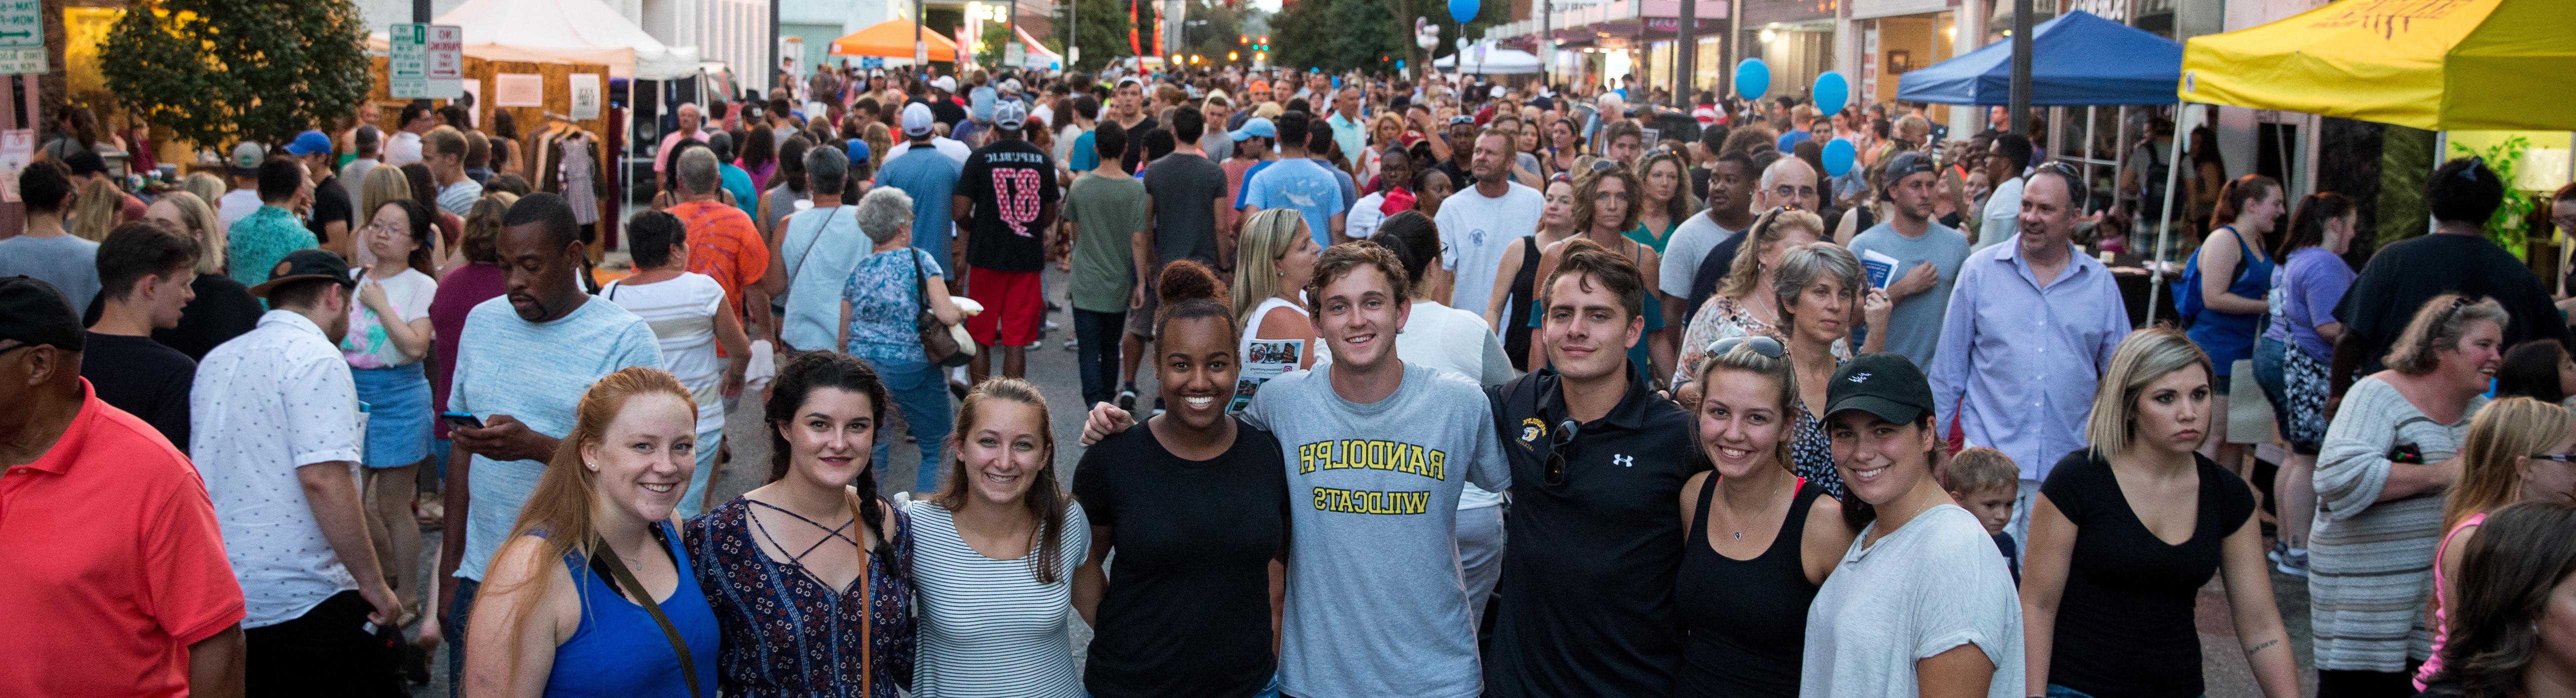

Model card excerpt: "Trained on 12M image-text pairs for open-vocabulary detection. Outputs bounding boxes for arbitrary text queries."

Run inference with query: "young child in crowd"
[1943,447,2021,582]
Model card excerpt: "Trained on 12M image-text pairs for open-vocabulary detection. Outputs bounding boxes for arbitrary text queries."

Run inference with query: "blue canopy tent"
[1897,10,2192,325]
[1895,10,2183,106]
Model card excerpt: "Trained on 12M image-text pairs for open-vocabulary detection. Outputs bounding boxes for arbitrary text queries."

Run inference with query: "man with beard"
[433,194,665,687]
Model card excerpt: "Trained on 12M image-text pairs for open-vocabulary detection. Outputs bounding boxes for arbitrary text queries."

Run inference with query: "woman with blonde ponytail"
[463,366,719,698]
[687,351,916,698]
[1230,208,1321,371]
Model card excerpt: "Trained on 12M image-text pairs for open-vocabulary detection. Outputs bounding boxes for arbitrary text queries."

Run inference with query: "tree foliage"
[1054,0,1140,72]
[100,0,371,149]
[1273,0,1503,75]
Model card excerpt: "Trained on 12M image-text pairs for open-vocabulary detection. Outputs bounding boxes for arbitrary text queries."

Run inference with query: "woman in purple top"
[2251,191,2359,578]
[687,352,915,698]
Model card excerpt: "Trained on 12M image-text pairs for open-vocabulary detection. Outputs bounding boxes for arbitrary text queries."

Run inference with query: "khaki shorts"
[1124,279,1160,338]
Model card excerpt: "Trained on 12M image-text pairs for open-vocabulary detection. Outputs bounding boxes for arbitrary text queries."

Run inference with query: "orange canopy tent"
[830,19,959,62]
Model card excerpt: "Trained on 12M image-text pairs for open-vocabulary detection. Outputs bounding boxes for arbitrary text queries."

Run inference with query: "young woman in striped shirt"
[907,378,1089,698]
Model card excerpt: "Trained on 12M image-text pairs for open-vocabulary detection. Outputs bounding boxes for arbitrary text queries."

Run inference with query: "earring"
[585,462,598,472]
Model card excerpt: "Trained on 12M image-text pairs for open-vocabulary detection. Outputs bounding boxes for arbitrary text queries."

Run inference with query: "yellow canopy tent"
[2178,0,2576,131]
[830,19,960,63]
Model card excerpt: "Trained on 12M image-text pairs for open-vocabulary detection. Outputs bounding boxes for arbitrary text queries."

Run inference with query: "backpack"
[2137,141,2173,219]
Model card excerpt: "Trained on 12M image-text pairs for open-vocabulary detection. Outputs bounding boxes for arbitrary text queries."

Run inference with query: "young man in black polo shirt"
[1483,238,1701,697]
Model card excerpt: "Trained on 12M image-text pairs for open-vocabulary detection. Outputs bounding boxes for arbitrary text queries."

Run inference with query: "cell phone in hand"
[440,412,485,430]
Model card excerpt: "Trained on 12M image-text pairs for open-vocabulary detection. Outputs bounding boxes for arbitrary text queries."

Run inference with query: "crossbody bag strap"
[909,248,932,315]
[593,533,702,698]
[845,488,874,695]
[786,205,841,283]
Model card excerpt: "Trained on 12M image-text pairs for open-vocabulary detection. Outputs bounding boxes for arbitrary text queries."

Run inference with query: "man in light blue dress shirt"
[1927,163,2130,561]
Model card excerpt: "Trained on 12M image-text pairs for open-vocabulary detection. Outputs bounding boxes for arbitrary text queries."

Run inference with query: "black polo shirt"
[1481,369,1704,698]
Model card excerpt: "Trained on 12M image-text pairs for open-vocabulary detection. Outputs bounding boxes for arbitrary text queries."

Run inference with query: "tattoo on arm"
[2248,639,2280,656]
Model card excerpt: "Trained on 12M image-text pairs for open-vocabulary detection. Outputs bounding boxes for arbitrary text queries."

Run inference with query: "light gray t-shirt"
[447,296,663,581]
[1848,220,1972,367]
[1802,504,2024,698]
[0,233,100,313]
[776,204,868,353]
[1244,362,1511,698]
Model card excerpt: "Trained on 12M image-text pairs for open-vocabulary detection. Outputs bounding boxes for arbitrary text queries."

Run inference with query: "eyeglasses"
[2529,453,2576,463]
[1707,335,1785,360]
[1542,419,1581,487]
[0,342,34,358]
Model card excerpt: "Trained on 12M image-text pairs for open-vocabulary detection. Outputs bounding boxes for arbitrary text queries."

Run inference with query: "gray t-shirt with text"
[1244,362,1511,698]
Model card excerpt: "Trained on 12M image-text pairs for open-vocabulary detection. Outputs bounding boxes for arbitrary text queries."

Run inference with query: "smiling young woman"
[909,377,1088,698]
[1071,260,1290,698]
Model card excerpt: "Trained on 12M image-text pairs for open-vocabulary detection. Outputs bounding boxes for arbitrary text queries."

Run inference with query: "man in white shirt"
[1975,133,2033,251]
[382,103,433,167]
[1657,151,1755,332]
[1435,127,1544,319]
[190,249,401,695]
[1346,148,1414,240]
[217,141,268,227]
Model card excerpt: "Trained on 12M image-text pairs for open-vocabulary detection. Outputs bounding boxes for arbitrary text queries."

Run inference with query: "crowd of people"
[10,58,2576,698]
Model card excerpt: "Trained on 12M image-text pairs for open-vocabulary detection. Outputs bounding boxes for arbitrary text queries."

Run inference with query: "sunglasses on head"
[1707,335,1785,360]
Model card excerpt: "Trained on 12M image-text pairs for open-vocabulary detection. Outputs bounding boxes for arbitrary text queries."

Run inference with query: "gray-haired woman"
[2312,293,2507,696]
[839,186,966,493]
[1772,241,1889,503]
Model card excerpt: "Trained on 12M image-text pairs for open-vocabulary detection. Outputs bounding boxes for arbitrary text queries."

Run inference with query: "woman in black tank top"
[1675,335,1859,698]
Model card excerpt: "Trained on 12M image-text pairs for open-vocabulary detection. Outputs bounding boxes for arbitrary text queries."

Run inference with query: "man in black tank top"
[1481,241,1702,697]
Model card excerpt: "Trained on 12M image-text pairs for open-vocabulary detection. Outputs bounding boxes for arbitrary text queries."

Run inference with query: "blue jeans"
[1072,308,1126,407]
[862,354,952,493]
[444,576,480,698]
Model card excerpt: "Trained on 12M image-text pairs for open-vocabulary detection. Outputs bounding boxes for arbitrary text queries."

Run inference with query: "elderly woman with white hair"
[839,186,967,493]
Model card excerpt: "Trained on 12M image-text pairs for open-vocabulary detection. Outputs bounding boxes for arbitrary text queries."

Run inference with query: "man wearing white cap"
[927,75,970,131]
[886,100,974,166]
[877,102,966,270]
[950,99,1059,382]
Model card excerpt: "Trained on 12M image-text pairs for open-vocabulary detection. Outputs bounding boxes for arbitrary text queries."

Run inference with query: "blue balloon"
[1734,58,1770,100]
[1812,70,1851,115]
[1821,138,1857,178]
[1396,59,1406,70]
[1449,0,1479,23]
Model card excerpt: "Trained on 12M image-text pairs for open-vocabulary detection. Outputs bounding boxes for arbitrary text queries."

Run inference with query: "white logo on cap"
[1847,372,1872,383]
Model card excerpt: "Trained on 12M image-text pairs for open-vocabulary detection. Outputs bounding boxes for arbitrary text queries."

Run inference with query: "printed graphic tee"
[958,138,1061,272]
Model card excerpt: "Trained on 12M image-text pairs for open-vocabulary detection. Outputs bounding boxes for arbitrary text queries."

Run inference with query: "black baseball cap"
[0,276,86,352]
[248,249,358,298]
[1882,151,1936,189]
[1824,352,1935,425]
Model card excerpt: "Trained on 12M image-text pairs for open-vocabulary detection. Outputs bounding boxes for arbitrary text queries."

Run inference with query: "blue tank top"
[2185,226,2276,363]
[544,522,722,698]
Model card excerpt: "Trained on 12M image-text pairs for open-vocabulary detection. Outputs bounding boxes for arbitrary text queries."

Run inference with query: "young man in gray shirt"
[1846,152,1971,367]
[1083,241,1512,698]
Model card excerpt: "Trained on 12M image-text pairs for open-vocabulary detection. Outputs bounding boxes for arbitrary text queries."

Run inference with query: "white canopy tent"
[367,0,702,79]
[1434,45,1543,74]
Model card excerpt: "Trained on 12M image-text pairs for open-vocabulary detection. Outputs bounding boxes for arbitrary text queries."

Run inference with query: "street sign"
[0,0,46,75]
[915,41,929,64]
[1006,41,1025,67]
[389,23,463,99]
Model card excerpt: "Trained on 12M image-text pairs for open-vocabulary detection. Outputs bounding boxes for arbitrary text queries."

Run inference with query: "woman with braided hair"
[686,351,916,698]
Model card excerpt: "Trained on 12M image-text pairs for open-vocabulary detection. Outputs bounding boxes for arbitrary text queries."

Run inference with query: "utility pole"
[413,0,432,113]
[2009,0,2031,135]
[1675,0,1693,106]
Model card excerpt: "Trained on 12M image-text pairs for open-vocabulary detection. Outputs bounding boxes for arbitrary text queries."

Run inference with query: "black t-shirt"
[957,138,1061,272]
[1482,371,1705,697]
[1687,232,1747,320]
[308,175,354,246]
[1072,420,1288,698]
[1688,165,1711,203]
[930,98,969,129]
[156,274,264,361]
[1140,152,1228,266]
[2334,232,2572,376]
[1116,115,1159,176]
[79,331,196,451]
[1434,157,1474,190]
[2040,450,2256,698]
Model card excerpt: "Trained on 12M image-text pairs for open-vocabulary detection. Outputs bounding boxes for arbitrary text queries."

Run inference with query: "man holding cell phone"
[435,195,664,689]
[1845,151,1970,368]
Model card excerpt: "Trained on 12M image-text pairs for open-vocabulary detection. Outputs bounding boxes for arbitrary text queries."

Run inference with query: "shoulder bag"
[912,250,974,367]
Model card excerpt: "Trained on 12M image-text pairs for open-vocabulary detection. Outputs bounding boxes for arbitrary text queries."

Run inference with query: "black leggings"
[2316,661,2424,698]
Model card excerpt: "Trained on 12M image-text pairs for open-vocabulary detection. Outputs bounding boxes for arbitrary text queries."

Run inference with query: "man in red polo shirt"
[0,276,246,698]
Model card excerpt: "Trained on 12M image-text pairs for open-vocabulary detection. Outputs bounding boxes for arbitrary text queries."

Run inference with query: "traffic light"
[1240,34,1249,44]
